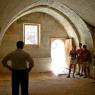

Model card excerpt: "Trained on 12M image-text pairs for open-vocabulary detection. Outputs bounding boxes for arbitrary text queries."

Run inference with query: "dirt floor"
[0,72,95,95]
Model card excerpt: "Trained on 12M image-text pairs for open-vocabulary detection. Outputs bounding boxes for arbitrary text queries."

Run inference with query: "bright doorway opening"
[51,39,69,76]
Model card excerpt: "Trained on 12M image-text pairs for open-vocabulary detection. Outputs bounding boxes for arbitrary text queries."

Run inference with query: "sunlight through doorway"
[51,39,69,76]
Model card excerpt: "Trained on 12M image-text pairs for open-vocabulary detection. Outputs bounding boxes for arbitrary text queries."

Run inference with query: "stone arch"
[0,0,93,50]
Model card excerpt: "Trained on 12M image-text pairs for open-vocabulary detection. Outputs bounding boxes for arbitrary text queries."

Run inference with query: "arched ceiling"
[0,0,95,27]
[0,0,93,50]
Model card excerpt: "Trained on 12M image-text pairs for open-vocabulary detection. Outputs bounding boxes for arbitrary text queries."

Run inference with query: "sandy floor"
[0,72,95,95]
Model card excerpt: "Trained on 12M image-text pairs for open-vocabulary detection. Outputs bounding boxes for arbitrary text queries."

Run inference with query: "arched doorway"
[51,39,69,76]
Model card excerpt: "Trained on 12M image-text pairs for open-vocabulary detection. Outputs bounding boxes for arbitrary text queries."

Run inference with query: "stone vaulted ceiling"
[0,0,95,27]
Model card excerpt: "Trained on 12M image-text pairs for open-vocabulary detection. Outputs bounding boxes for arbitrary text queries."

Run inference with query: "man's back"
[2,49,34,70]
[6,49,33,70]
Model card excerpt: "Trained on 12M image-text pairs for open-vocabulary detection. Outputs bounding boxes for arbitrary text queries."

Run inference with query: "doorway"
[51,38,71,76]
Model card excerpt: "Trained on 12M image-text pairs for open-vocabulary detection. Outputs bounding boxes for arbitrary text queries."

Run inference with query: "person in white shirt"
[2,41,34,95]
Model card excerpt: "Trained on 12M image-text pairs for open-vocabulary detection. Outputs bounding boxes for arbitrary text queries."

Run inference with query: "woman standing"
[67,45,77,78]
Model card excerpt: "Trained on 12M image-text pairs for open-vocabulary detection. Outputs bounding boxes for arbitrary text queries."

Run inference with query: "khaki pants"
[82,61,90,77]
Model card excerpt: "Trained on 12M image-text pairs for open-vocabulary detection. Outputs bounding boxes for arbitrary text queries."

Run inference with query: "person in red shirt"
[76,43,84,76]
[81,45,92,78]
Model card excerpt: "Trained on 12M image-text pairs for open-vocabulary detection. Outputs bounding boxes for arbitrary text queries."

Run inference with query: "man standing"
[76,43,84,76]
[81,45,92,78]
[2,41,34,95]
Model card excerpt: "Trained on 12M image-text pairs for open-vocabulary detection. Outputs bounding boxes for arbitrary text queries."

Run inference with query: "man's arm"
[2,54,13,71]
[26,54,34,72]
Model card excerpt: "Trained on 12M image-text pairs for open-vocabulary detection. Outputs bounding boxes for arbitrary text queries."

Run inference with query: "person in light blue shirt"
[67,45,77,78]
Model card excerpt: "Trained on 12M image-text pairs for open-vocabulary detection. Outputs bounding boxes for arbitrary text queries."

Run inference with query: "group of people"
[67,43,92,78]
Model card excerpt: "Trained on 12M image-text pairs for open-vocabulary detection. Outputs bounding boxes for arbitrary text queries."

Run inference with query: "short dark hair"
[16,41,24,49]
[79,43,82,46]
[83,45,87,49]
